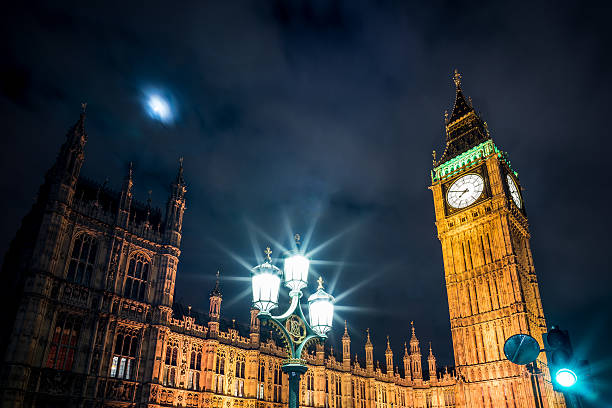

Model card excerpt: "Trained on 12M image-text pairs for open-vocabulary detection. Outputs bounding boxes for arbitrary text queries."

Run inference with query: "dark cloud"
[1,0,611,403]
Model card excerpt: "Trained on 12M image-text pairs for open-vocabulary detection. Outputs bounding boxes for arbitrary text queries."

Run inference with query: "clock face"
[446,174,484,209]
[506,174,522,208]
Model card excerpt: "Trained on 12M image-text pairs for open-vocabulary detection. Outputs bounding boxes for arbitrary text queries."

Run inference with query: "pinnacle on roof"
[210,270,222,297]
[366,328,372,345]
[404,342,409,356]
[447,69,474,124]
[176,157,185,185]
[343,320,350,339]
[410,321,419,343]
[386,335,392,352]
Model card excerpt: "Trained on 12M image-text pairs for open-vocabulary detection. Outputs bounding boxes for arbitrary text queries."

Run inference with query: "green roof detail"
[431,139,516,183]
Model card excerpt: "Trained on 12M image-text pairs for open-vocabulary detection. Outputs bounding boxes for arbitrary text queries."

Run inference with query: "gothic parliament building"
[0,73,566,408]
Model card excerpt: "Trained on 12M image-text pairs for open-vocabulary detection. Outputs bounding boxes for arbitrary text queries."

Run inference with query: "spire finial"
[176,157,185,185]
[264,246,272,262]
[294,233,301,248]
[344,320,348,334]
[432,150,437,165]
[429,341,433,354]
[453,69,462,88]
[404,341,408,353]
[366,328,371,342]
[387,335,391,348]
[188,305,192,316]
[81,102,87,113]
[317,276,324,290]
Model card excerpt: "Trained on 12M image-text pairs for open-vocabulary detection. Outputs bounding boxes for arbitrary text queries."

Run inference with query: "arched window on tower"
[66,234,98,285]
[124,253,150,302]
[46,313,81,371]
[109,330,139,380]
[163,344,178,386]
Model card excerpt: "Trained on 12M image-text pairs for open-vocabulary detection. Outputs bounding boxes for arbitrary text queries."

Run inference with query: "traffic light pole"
[527,363,544,408]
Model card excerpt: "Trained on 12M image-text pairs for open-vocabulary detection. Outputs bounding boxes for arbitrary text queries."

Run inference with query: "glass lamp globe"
[251,250,282,313]
[284,253,309,292]
[308,278,334,336]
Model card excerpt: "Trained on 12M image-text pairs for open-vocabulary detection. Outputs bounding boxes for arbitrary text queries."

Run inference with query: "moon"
[143,89,176,124]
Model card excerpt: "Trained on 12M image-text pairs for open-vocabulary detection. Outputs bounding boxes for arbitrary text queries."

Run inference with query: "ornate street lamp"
[251,234,334,408]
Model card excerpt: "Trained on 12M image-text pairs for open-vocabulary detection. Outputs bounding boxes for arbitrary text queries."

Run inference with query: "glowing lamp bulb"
[284,254,309,292]
[555,368,577,388]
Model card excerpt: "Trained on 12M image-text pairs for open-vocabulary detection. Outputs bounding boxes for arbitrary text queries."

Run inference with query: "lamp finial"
[317,276,324,290]
[264,246,272,262]
[294,233,301,247]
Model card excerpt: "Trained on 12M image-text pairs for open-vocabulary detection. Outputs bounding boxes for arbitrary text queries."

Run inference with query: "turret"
[365,328,374,372]
[403,342,411,380]
[165,158,187,246]
[47,106,87,204]
[250,307,260,345]
[428,342,437,383]
[342,321,351,370]
[385,336,393,376]
[409,321,422,380]
[208,271,222,335]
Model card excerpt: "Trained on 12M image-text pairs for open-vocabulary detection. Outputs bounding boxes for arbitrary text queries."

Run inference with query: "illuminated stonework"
[430,72,567,408]
[0,74,567,408]
[0,110,456,408]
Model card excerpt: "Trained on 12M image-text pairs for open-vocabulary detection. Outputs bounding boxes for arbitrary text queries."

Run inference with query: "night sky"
[1,0,611,403]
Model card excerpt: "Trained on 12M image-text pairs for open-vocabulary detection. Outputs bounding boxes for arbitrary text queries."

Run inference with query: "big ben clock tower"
[430,71,565,407]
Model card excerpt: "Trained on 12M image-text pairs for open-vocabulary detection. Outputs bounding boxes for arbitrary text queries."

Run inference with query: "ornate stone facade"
[0,74,563,408]
[430,71,566,407]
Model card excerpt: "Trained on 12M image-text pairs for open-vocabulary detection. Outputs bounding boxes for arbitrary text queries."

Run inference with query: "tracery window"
[360,382,367,408]
[66,234,97,285]
[335,375,342,408]
[215,351,225,393]
[257,361,265,400]
[124,253,150,302]
[110,331,139,380]
[46,314,80,371]
[273,364,283,403]
[188,350,202,390]
[234,355,245,397]
[163,345,178,386]
[304,373,314,406]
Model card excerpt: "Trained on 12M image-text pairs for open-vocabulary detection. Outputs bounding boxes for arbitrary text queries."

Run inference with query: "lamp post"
[251,235,334,408]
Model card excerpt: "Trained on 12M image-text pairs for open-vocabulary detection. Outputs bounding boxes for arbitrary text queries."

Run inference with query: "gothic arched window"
[110,331,139,380]
[46,314,81,371]
[124,253,150,302]
[66,234,98,285]
[163,345,179,386]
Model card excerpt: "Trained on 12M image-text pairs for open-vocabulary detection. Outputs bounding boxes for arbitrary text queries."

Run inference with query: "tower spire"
[436,70,490,165]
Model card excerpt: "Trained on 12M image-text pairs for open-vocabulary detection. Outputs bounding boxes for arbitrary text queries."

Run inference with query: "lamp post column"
[283,364,308,408]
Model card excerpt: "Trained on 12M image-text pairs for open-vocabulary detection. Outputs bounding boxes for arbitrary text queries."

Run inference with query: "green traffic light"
[555,368,577,387]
